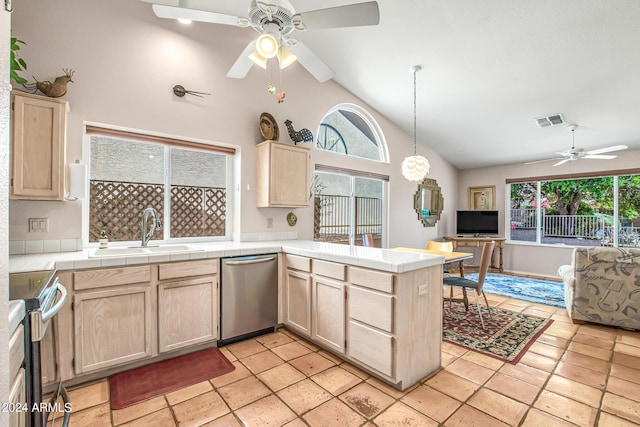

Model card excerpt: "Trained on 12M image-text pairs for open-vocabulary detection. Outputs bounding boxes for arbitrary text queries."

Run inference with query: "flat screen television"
[456,210,499,236]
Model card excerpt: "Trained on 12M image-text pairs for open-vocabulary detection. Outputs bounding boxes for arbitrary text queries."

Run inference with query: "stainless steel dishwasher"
[219,254,278,345]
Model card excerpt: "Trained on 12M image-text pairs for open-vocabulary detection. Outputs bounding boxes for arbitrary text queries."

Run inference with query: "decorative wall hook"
[172,84,210,98]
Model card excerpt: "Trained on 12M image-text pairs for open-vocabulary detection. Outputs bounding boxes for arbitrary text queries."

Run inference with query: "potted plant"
[10,37,27,85]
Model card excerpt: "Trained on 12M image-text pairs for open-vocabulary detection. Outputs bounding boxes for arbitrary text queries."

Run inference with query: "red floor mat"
[109,347,235,409]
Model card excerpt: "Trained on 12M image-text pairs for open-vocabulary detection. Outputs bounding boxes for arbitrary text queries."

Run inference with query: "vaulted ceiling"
[141,0,640,169]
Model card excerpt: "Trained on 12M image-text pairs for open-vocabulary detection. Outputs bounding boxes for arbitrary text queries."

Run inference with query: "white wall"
[458,148,640,276]
[8,0,458,249]
[1,2,12,418]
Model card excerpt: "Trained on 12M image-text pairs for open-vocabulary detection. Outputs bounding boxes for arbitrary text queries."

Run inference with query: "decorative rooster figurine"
[26,68,74,98]
[284,120,313,145]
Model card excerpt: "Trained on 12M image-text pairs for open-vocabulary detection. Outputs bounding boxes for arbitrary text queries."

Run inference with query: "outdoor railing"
[510,208,639,247]
[314,194,382,242]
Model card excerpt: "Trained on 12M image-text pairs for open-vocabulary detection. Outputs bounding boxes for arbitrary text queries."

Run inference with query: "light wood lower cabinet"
[285,269,312,336]
[73,284,155,374]
[158,275,218,353]
[9,368,26,427]
[312,277,345,354]
[41,322,57,384]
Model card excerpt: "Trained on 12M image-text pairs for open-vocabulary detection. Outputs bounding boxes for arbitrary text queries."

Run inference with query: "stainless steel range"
[9,269,70,427]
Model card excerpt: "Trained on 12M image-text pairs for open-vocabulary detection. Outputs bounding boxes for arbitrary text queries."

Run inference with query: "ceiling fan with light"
[143,0,380,83]
[525,124,628,167]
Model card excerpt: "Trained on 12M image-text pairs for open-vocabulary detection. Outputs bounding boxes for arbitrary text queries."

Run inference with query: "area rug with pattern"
[109,347,235,409]
[464,272,565,308]
[443,302,554,364]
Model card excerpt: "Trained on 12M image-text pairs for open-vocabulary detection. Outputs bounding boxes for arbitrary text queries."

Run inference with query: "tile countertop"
[8,240,444,274]
[9,300,25,334]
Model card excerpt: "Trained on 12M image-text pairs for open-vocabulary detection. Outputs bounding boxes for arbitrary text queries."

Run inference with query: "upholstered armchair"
[558,247,640,330]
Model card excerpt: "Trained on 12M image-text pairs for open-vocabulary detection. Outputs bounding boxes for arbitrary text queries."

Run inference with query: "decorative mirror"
[414,178,444,227]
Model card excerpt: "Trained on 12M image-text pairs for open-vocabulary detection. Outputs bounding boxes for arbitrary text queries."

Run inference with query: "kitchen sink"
[146,245,193,253]
[90,245,202,257]
[91,247,148,257]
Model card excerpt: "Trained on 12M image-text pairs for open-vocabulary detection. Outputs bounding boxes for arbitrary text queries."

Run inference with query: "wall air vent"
[534,113,565,128]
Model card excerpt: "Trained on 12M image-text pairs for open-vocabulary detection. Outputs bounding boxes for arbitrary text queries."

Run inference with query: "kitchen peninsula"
[9,240,445,391]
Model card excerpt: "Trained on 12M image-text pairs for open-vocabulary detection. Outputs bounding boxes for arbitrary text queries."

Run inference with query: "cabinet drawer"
[285,254,311,272]
[158,260,217,281]
[348,320,394,377]
[312,259,346,281]
[9,324,24,381]
[349,286,394,333]
[349,267,394,293]
[74,265,151,290]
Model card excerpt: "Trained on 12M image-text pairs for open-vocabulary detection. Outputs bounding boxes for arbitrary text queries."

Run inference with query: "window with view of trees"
[87,130,232,243]
[509,173,640,247]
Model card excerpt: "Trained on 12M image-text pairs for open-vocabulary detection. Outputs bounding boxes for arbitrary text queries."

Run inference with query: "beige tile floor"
[51,285,640,427]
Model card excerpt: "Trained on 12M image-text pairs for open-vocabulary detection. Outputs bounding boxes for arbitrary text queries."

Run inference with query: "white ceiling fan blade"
[585,144,628,155]
[524,158,563,165]
[583,154,617,160]
[287,40,334,82]
[226,42,258,79]
[553,159,571,167]
[151,4,245,26]
[292,1,380,30]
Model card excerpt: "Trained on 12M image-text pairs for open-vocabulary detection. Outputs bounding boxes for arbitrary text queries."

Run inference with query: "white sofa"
[558,247,640,330]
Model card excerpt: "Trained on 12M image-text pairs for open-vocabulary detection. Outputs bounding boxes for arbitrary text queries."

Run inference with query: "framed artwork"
[468,185,496,210]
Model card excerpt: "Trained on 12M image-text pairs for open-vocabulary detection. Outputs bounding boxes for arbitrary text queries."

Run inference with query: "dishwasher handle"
[224,256,276,266]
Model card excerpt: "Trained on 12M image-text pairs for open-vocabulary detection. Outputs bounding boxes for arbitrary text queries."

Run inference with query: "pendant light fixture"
[401,65,430,181]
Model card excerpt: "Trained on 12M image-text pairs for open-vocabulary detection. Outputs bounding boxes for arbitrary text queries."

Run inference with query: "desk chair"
[426,240,455,309]
[443,241,495,329]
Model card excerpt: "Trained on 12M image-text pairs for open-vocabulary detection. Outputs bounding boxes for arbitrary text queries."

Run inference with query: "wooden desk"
[443,236,506,273]
[391,248,474,277]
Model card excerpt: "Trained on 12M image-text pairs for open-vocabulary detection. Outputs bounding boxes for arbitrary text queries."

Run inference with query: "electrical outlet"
[267,217,274,228]
[418,284,428,296]
[29,218,49,232]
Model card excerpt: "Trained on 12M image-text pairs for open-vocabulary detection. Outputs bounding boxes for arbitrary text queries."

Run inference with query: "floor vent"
[535,113,565,128]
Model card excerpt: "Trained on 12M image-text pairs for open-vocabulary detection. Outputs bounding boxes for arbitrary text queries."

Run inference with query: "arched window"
[314,104,389,247]
[315,104,388,162]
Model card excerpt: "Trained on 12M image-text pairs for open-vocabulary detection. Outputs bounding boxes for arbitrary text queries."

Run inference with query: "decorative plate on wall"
[260,112,279,141]
[287,212,297,226]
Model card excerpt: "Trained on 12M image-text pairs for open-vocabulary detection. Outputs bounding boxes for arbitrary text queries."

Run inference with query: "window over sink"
[85,126,234,244]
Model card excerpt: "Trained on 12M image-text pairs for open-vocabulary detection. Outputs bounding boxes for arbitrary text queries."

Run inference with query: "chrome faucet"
[141,207,161,247]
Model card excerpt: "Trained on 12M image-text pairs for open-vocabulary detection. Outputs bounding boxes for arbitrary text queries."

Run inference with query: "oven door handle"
[41,282,68,323]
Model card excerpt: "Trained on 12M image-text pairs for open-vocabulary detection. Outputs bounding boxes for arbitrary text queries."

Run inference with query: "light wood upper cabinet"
[10,91,69,200]
[256,140,311,207]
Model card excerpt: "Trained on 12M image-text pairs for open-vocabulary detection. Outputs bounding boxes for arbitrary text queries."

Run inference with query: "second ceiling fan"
[147,0,380,82]
[526,124,628,167]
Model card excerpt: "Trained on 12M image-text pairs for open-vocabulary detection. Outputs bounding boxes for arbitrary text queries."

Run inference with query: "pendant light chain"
[401,65,430,181]
[413,66,417,156]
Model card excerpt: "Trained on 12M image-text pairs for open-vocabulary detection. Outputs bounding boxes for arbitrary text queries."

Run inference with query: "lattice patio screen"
[89,180,226,242]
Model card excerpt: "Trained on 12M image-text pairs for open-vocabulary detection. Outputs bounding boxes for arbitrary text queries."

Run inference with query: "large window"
[509,172,640,247]
[86,127,233,244]
[313,104,389,247]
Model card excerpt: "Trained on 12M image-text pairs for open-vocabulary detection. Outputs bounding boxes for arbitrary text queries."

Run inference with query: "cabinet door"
[10,92,68,200]
[312,277,345,354]
[285,269,312,336]
[158,275,218,353]
[9,368,26,427]
[74,285,155,374]
[256,141,310,207]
